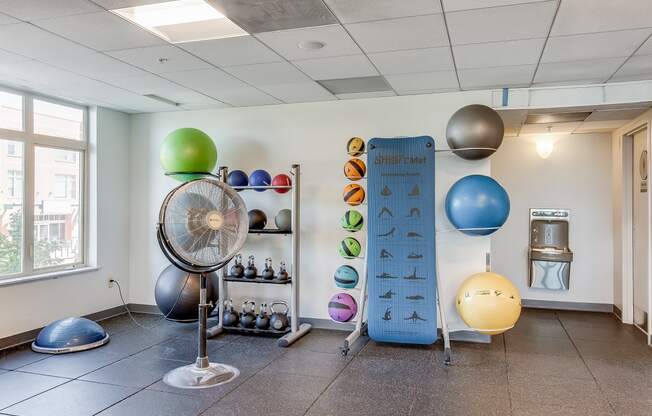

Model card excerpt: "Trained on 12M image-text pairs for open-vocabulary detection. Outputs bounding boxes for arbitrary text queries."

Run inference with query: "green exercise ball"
[160,128,217,181]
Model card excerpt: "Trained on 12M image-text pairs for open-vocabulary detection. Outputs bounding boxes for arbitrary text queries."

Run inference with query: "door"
[632,128,649,333]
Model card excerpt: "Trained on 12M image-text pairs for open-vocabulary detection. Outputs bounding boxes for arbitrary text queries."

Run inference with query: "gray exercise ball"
[446,104,504,160]
[154,265,218,322]
[275,209,291,232]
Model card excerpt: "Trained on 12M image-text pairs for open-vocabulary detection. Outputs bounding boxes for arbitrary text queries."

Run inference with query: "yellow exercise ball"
[456,272,521,335]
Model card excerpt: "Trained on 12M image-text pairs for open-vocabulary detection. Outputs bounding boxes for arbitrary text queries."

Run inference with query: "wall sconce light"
[536,126,555,159]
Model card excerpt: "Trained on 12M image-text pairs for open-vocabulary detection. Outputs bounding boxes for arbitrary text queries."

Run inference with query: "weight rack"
[206,164,312,347]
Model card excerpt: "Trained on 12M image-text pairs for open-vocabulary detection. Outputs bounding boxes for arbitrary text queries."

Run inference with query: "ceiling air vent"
[144,94,180,106]
[317,76,391,95]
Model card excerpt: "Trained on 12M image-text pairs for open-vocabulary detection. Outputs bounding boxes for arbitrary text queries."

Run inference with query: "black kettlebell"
[230,254,244,278]
[240,300,256,328]
[261,258,274,280]
[255,303,270,330]
[244,255,257,279]
[223,299,239,327]
[276,261,289,281]
[269,301,289,331]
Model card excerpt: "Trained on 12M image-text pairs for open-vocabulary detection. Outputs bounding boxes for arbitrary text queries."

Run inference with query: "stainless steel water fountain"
[528,209,573,290]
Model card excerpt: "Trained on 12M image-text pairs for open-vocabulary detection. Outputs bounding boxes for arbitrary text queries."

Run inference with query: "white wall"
[0,107,131,339]
[491,133,614,305]
[128,91,494,329]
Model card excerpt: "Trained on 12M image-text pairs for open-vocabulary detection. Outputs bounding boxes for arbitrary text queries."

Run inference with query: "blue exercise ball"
[445,175,510,236]
[227,170,248,189]
[32,317,109,354]
[249,169,271,192]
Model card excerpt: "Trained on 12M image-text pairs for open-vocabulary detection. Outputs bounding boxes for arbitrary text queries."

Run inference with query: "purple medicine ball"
[328,292,357,322]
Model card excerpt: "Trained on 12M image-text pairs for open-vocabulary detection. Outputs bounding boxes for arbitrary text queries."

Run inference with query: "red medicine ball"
[272,174,292,194]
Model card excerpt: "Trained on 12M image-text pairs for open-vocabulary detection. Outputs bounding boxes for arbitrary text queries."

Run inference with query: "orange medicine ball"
[344,158,366,181]
[343,183,365,206]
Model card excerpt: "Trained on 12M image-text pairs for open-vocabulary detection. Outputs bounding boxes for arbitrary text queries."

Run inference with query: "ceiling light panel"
[112,0,247,43]
[206,0,337,33]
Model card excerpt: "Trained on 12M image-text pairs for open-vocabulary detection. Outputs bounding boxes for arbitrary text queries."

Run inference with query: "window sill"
[0,266,100,287]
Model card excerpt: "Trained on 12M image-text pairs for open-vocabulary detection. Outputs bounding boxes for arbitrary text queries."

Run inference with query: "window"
[0,88,86,278]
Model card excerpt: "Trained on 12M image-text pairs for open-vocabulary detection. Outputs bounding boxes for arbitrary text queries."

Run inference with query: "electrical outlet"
[107,278,115,288]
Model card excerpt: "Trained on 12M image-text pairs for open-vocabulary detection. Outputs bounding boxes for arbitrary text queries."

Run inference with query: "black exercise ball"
[154,265,218,322]
[446,104,504,160]
[248,209,267,230]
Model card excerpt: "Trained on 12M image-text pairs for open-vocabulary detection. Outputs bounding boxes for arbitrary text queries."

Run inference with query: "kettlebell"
[261,257,275,280]
[223,299,239,327]
[276,261,289,281]
[230,254,244,278]
[255,303,270,330]
[269,301,289,331]
[244,255,257,279]
[240,300,256,328]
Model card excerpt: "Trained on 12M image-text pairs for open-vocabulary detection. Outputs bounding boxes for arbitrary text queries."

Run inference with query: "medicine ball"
[155,265,218,322]
[344,158,366,181]
[339,237,361,259]
[328,293,357,322]
[347,137,365,156]
[249,169,271,191]
[341,210,363,232]
[248,209,267,230]
[227,170,248,189]
[446,104,504,160]
[274,209,291,231]
[334,265,359,289]
[343,183,365,206]
[272,174,291,194]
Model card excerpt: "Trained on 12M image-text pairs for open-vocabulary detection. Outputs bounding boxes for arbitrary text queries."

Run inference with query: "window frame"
[0,86,88,280]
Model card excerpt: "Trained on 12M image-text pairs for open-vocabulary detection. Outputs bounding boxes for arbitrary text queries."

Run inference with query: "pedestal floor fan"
[157,177,248,389]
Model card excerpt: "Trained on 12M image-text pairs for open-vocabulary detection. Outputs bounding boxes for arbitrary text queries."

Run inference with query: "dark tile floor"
[0,309,650,415]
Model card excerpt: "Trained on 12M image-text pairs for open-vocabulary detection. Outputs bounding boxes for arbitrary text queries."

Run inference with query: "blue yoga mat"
[367,136,437,344]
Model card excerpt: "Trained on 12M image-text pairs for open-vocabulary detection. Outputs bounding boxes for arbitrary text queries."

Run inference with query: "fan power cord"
[110,274,191,330]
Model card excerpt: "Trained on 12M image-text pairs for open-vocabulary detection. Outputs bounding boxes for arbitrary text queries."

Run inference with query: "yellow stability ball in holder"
[456,272,522,335]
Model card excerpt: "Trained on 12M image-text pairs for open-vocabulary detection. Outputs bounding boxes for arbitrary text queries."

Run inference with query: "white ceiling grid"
[0,0,648,113]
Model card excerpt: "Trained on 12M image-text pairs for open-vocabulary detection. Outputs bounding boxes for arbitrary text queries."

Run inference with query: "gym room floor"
[0,309,648,416]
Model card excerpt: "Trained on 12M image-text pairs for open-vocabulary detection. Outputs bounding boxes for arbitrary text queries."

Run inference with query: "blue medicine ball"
[227,170,248,189]
[445,174,510,236]
[249,169,271,192]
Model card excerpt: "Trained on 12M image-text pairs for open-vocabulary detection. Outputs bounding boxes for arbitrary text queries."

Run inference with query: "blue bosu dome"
[32,317,109,354]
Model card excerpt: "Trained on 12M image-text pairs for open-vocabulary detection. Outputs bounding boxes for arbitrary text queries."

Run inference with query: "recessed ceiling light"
[298,40,325,50]
[112,0,248,44]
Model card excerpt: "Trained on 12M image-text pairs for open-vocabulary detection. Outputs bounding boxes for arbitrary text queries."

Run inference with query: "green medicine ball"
[339,237,361,259]
[160,128,218,181]
[340,210,363,232]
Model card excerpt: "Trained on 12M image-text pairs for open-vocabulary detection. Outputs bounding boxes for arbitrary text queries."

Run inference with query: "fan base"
[163,362,239,389]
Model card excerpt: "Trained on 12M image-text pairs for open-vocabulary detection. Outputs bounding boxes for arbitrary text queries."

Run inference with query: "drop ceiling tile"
[336,90,396,99]
[0,23,94,59]
[258,81,335,103]
[42,52,147,79]
[206,0,337,33]
[345,14,448,53]
[293,55,377,80]
[446,1,557,45]
[0,11,19,24]
[609,73,652,83]
[497,109,527,136]
[103,74,181,94]
[613,55,652,79]
[208,86,280,106]
[151,89,220,106]
[107,45,211,74]
[368,47,453,75]
[575,120,631,132]
[443,0,548,12]
[519,122,581,135]
[385,70,458,94]
[162,68,246,91]
[179,36,282,67]
[532,78,605,87]
[0,0,102,21]
[535,57,625,84]
[223,61,309,86]
[542,29,651,63]
[637,37,652,56]
[0,48,30,65]
[585,108,648,122]
[256,25,361,60]
[324,0,441,24]
[454,38,544,69]
[91,0,175,8]
[458,64,535,89]
[551,0,652,36]
[179,100,231,110]
[35,11,166,51]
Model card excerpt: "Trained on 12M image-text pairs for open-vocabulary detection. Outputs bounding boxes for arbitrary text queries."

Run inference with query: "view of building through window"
[0,91,22,131]
[0,139,23,275]
[33,99,84,141]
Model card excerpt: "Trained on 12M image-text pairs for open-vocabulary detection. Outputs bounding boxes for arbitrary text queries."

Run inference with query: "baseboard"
[0,305,126,350]
[614,305,623,319]
[126,303,161,314]
[522,299,614,313]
